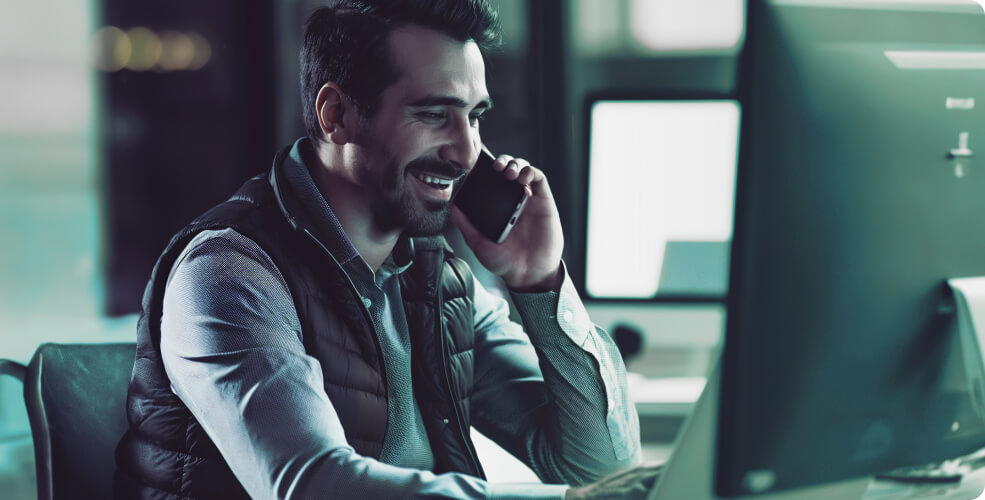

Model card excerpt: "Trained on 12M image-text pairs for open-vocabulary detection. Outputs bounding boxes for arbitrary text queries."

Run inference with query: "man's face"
[349,24,491,237]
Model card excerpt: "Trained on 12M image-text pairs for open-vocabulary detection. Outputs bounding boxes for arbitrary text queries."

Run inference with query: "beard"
[369,156,466,237]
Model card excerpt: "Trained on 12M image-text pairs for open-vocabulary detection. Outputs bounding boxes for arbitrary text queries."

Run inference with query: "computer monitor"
[715,0,985,496]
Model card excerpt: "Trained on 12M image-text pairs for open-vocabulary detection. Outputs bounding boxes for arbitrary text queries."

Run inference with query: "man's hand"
[565,463,664,500]
[451,154,564,293]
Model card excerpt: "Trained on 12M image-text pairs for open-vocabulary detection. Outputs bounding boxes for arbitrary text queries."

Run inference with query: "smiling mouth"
[410,171,455,190]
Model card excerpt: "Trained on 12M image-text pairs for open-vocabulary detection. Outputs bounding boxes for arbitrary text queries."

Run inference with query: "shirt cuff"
[511,262,594,347]
[489,482,568,500]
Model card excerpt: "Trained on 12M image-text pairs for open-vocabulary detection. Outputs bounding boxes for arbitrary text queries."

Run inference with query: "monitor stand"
[646,361,872,500]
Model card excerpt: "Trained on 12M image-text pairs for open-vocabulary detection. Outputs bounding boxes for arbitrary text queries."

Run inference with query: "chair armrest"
[0,359,27,383]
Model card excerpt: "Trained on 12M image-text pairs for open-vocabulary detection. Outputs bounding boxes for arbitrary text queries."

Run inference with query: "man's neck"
[308,146,400,272]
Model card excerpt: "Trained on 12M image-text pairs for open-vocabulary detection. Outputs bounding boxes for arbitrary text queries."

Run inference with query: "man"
[115,1,659,498]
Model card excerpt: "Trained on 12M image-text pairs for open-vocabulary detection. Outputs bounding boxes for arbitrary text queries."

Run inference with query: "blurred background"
[0,0,744,495]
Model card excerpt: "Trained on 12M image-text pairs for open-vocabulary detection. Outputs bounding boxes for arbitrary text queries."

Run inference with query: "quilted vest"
[114,148,484,499]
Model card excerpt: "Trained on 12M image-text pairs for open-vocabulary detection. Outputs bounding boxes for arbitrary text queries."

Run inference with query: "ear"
[315,83,352,145]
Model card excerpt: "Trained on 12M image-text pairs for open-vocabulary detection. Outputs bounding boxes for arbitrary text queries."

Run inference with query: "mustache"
[405,158,467,180]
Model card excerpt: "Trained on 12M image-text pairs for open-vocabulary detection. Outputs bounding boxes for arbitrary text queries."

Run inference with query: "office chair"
[0,343,135,500]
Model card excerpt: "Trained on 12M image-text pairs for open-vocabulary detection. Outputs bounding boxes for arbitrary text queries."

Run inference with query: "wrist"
[506,265,563,293]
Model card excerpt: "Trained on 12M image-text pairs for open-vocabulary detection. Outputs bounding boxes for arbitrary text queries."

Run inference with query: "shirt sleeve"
[160,229,567,499]
[469,262,642,487]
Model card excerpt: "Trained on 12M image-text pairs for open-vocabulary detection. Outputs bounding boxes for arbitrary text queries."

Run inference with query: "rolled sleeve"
[510,264,641,463]
[511,267,593,347]
[471,262,640,487]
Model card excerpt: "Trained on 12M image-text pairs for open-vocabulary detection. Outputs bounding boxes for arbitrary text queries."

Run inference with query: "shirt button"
[562,311,574,323]
[362,297,372,308]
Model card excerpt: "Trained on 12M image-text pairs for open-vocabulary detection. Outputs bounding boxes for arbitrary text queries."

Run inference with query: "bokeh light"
[157,31,196,71]
[90,27,210,73]
[90,26,131,72]
[125,27,162,71]
[187,33,212,70]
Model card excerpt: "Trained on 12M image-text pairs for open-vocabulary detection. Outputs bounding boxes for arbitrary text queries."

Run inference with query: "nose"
[438,115,479,171]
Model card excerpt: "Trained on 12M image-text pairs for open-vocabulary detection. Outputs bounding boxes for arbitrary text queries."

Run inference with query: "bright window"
[571,0,745,56]
[629,0,745,53]
[585,100,740,299]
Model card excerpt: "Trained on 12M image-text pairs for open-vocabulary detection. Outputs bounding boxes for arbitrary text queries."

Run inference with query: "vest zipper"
[434,261,484,477]
[301,228,389,400]
[276,168,388,408]
[303,226,479,473]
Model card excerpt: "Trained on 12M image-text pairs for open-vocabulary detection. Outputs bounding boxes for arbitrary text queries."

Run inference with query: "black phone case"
[452,151,528,243]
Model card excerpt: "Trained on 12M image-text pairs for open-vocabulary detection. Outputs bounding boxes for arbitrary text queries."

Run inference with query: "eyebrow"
[408,94,494,111]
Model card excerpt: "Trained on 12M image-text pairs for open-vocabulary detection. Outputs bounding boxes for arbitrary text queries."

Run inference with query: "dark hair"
[299,0,502,143]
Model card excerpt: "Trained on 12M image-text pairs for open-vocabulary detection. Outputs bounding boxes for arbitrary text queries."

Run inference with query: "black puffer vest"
[114,148,484,499]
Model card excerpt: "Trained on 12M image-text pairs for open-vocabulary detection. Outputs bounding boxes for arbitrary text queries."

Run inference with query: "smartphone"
[452,148,531,244]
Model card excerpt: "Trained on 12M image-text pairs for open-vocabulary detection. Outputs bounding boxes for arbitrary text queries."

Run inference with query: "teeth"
[413,172,452,186]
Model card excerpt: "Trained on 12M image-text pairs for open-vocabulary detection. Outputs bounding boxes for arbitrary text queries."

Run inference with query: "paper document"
[949,277,985,418]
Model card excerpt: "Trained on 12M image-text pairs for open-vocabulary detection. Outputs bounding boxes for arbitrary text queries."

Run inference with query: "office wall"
[99,1,276,316]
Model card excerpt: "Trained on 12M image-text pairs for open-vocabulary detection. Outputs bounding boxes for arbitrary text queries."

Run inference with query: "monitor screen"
[584,99,740,300]
[716,0,985,496]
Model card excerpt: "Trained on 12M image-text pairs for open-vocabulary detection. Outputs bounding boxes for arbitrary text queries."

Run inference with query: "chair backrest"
[23,343,135,500]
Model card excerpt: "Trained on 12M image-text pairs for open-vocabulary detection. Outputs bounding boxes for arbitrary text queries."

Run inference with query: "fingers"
[516,164,543,185]
[491,154,513,172]
[492,155,522,181]
[493,154,545,185]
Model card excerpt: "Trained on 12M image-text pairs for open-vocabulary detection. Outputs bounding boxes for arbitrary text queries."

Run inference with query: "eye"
[416,111,446,122]
[469,113,486,126]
